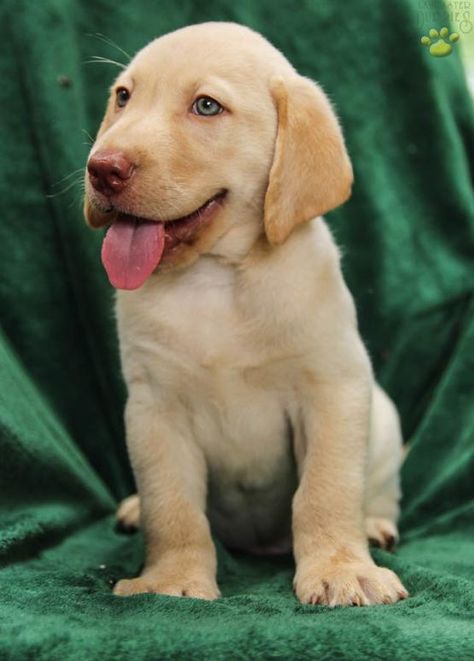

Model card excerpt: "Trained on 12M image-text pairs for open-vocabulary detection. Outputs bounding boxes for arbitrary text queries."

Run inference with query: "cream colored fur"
[85,22,407,606]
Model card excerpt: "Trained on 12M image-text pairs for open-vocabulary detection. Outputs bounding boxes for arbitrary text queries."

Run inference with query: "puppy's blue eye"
[192,96,223,116]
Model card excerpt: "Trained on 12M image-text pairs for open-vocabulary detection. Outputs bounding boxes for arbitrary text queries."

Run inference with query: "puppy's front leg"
[114,383,219,600]
[293,375,408,607]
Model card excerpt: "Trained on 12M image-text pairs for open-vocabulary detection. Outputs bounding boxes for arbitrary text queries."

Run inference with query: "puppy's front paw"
[113,572,220,600]
[294,555,408,607]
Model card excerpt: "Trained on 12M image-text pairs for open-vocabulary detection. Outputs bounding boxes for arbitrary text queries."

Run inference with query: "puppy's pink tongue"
[101,217,165,290]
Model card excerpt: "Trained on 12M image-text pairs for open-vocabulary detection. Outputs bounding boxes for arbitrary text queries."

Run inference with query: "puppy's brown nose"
[87,149,135,196]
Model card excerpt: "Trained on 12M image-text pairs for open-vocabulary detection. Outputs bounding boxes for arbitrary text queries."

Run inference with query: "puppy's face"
[84,23,352,290]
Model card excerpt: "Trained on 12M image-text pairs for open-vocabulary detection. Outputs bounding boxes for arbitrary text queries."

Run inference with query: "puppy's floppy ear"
[264,76,353,245]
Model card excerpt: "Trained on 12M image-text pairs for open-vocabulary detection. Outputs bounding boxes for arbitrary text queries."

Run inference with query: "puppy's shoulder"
[240,217,348,308]
[244,217,339,271]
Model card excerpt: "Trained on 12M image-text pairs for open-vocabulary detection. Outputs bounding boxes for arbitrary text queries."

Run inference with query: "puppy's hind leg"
[116,493,141,533]
[365,384,404,552]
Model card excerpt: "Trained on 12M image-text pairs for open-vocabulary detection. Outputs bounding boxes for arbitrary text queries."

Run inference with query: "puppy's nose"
[87,149,135,196]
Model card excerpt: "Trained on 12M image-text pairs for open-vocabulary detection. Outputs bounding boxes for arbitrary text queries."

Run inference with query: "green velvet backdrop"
[0,0,473,658]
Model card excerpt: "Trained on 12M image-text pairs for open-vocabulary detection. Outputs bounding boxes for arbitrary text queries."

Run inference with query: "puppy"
[84,22,408,606]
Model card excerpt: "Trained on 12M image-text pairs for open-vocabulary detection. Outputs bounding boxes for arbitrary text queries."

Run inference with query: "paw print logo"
[421,27,460,57]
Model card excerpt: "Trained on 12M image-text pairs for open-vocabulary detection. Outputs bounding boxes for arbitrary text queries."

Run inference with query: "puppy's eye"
[116,87,130,109]
[192,96,223,116]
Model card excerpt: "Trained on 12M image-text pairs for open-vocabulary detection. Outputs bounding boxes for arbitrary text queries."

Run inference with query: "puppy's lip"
[110,189,228,256]
[115,189,228,227]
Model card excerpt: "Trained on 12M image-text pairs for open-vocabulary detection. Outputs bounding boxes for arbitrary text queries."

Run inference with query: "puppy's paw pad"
[294,559,408,607]
[365,516,399,551]
[115,494,141,533]
[113,575,220,600]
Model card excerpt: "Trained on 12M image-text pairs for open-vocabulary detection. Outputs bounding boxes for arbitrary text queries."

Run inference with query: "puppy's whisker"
[51,168,84,188]
[85,55,126,70]
[46,175,84,199]
[68,193,83,211]
[81,128,94,145]
[87,32,132,62]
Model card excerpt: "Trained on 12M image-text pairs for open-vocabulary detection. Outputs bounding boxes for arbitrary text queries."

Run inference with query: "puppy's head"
[84,22,352,290]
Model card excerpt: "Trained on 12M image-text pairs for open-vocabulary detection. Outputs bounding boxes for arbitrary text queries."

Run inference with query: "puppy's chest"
[127,263,278,374]
[119,262,296,478]
[159,286,248,368]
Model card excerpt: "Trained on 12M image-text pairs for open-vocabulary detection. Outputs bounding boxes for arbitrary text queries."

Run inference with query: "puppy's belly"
[207,457,296,553]
[190,381,297,552]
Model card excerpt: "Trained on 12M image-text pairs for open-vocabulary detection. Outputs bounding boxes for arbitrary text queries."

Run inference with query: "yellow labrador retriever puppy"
[84,22,408,606]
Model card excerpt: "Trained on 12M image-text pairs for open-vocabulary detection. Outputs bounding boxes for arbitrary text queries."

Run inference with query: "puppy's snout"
[87,149,135,196]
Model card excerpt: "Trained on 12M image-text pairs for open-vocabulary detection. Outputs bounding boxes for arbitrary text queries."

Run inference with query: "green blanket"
[1,0,473,658]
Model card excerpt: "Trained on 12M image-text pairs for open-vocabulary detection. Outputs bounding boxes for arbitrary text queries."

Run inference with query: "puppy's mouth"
[101,190,227,290]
